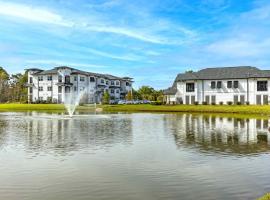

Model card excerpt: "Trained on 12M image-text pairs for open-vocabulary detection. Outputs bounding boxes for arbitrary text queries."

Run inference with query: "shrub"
[246,101,250,105]
[219,102,223,105]
[257,193,270,200]
[194,101,199,105]
[227,101,233,105]
[211,102,216,105]
[151,101,163,105]
[202,101,208,105]
[236,102,242,105]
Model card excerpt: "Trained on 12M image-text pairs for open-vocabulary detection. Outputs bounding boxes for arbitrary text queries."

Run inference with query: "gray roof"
[29,66,132,81]
[164,66,270,95]
[176,66,270,81]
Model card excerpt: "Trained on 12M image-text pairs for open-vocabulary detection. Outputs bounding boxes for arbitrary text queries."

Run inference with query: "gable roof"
[176,66,270,81]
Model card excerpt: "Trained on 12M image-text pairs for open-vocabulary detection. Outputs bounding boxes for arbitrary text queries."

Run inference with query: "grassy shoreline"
[0,104,270,116]
[102,104,270,115]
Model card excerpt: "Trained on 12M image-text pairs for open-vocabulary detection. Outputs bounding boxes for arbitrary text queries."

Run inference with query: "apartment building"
[164,66,270,105]
[26,66,133,104]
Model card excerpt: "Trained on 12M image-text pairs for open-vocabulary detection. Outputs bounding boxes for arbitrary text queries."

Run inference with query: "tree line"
[0,67,28,103]
[102,86,164,104]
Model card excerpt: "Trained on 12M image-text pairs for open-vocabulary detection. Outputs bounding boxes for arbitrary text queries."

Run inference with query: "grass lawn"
[0,103,270,116]
[102,104,270,115]
[0,103,94,112]
[258,193,270,200]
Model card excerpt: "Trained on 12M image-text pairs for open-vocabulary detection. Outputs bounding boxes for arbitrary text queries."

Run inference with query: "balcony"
[56,81,73,86]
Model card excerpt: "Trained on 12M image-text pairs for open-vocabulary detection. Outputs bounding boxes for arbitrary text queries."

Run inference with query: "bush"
[236,101,242,105]
[227,101,233,105]
[246,101,250,105]
[257,193,270,200]
[211,102,216,105]
[202,101,208,105]
[194,101,199,105]
[219,102,223,105]
[151,101,163,105]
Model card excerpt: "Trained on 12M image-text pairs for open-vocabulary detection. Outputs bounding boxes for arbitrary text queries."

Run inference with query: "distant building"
[164,66,270,105]
[26,66,133,104]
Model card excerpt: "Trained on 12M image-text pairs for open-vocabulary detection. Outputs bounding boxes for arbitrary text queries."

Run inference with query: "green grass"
[102,104,270,115]
[1,104,270,116]
[0,103,94,112]
[258,193,270,200]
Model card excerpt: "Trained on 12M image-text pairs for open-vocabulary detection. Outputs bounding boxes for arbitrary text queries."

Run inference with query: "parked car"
[118,100,126,104]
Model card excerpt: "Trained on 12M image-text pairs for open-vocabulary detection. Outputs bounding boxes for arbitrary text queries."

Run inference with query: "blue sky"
[0,0,270,89]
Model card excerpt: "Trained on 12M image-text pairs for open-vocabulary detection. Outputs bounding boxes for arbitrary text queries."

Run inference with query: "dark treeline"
[0,67,28,103]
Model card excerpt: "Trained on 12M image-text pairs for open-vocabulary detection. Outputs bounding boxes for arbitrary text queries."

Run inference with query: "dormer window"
[47,75,52,81]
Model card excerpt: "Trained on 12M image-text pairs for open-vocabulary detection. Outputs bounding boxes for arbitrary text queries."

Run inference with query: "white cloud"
[0,1,196,45]
[0,1,72,27]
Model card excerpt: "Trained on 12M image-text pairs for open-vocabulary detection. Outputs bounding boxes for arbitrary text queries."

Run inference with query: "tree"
[102,91,110,104]
[137,86,155,100]
[0,67,9,103]
[126,91,133,101]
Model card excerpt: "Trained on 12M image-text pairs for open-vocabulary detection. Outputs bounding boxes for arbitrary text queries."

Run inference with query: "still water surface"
[0,112,270,200]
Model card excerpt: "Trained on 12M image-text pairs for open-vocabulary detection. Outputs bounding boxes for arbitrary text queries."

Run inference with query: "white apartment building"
[26,66,133,104]
[164,66,270,105]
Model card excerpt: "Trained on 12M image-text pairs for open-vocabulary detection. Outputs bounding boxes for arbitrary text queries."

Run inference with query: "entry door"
[234,95,238,104]
[263,95,268,105]
[240,95,245,104]
[205,95,210,104]
[256,95,262,105]
[211,95,216,104]
[185,96,190,105]
[191,96,195,104]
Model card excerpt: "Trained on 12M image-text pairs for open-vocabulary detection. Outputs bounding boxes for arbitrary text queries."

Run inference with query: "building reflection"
[165,114,270,155]
[20,113,133,155]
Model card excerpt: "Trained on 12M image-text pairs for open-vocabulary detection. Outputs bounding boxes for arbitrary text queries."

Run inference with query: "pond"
[0,112,269,200]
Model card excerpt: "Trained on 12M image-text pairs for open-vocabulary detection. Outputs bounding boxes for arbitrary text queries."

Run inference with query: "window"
[38,86,43,91]
[116,89,119,93]
[111,89,114,93]
[257,81,268,91]
[74,76,77,81]
[186,83,195,92]
[90,77,95,82]
[106,81,109,85]
[65,87,70,93]
[38,76,43,81]
[58,76,62,83]
[126,82,130,86]
[211,81,216,89]
[116,81,120,85]
[29,87,33,93]
[29,77,33,83]
[217,81,222,89]
[74,86,77,92]
[80,76,85,82]
[47,75,52,81]
[111,81,115,85]
[47,86,52,91]
[101,79,104,84]
[233,81,239,88]
[38,97,43,101]
[58,86,62,93]
[227,81,232,88]
[65,76,70,83]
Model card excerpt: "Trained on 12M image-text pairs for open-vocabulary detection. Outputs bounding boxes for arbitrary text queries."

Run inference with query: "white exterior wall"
[27,68,133,104]
[172,78,270,105]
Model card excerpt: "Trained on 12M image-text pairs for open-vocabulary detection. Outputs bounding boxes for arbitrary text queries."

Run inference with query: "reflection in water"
[0,112,132,156]
[0,112,270,200]
[165,114,270,155]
